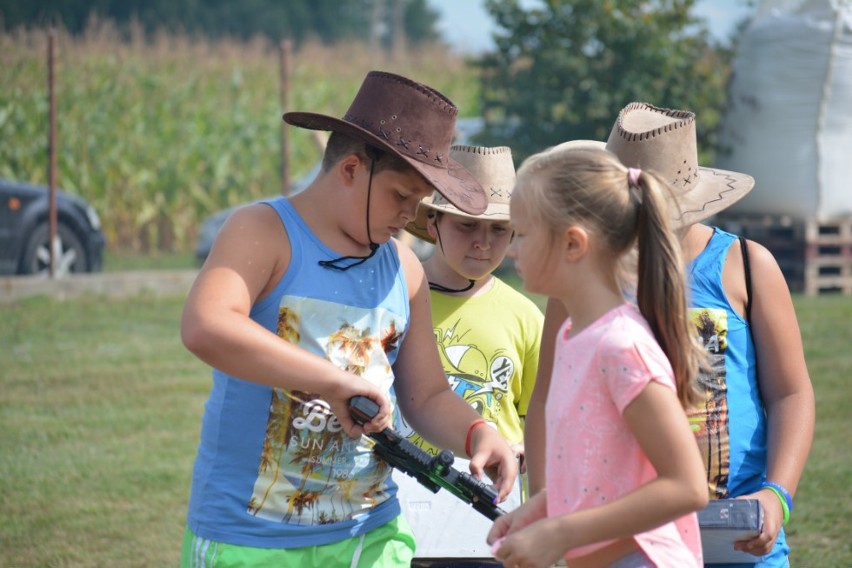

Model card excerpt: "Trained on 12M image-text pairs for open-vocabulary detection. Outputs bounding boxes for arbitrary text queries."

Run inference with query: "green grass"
[787,294,852,565]
[0,294,208,567]
[0,292,849,566]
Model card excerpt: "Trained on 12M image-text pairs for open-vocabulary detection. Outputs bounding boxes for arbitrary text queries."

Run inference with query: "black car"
[0,178,106,276]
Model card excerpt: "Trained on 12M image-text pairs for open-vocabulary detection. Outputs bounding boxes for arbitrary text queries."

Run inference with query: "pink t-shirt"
[545,303,702,567]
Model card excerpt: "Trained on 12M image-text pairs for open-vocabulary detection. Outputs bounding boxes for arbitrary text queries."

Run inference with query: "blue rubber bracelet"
[762,481,794,513]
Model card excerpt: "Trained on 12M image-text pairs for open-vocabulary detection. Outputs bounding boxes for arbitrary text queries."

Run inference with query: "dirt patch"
[0,270,198,303]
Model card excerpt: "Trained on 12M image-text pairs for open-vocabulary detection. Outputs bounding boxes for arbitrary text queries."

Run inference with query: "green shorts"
[181,516,415,568]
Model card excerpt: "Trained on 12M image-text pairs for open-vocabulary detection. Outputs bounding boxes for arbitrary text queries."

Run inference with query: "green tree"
[475,0,735,164]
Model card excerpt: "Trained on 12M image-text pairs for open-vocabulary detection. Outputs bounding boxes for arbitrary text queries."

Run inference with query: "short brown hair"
[322,131,414,175]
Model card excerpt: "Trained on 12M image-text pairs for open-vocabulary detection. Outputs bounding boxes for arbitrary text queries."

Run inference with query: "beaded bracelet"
[761,481,793,525]
[465,419,488,457]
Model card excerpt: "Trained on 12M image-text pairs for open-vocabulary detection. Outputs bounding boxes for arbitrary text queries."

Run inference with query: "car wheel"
[20,222,89,276]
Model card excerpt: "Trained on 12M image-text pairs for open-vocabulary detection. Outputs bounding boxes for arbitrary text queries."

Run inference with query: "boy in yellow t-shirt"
[399,145,544,566]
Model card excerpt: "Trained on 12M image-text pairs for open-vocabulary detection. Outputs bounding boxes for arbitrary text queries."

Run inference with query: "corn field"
[0,20,478,253]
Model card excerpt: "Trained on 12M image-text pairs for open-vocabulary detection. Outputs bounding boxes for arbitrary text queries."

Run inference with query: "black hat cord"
[427,220,475,293]
[318,150,380,271]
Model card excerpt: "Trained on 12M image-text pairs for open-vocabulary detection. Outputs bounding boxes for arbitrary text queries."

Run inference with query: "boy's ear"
[425,214,439,241]
[338,153,364,187]
[562,226,588,261]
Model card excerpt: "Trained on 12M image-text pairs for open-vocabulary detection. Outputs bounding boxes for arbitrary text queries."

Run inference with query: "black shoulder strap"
[739,237,752,323]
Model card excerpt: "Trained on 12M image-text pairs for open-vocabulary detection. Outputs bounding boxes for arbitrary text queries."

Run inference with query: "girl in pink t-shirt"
[488,145,708,568]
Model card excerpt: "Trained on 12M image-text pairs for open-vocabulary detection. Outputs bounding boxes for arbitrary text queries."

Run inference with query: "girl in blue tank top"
[524,103,815,568]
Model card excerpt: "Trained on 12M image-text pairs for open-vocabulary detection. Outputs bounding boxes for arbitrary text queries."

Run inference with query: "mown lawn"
[0,290,848,566]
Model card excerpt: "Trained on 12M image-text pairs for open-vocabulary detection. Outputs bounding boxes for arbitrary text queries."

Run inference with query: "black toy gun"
[348,395,506,521]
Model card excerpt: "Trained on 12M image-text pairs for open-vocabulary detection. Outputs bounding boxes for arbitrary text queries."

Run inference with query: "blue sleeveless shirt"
[186,197,409,548]
[688,226,789,567]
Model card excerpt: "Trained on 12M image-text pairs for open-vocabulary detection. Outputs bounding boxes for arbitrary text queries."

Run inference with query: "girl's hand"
[732,490,784,557]
[487,508,516,549]
[487,492,547,551]
[491,516,568,568]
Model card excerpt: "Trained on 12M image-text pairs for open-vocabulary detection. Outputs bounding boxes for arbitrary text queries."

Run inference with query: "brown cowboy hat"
[553,102,754,227]
[283,71,487,215]
[405,145,515,243]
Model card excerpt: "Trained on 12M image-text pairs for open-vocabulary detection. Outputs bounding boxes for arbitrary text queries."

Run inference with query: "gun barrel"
[347,396,506,520]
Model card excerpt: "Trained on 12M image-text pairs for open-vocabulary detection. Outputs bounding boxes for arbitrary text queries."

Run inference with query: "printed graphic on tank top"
[688,307,731,498]
[247,297,404,525]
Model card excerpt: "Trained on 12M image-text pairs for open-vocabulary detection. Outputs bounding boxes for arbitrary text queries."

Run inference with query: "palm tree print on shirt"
[688,308,731,499]
[247,297,403,525]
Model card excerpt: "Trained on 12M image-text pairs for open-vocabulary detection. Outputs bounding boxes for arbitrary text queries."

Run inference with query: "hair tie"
[627,167,642,188]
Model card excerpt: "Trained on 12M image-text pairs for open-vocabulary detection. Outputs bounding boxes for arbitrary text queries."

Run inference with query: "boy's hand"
[468,424,519,501]
[326,380,391,437]
[510,442,526,474]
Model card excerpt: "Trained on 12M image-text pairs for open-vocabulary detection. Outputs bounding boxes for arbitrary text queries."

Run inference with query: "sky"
[428,0,756,54]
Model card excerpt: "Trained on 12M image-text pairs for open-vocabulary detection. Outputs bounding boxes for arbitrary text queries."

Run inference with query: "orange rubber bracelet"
[465,419,488,457]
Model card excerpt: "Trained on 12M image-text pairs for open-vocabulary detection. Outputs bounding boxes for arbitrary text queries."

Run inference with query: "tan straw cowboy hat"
[405,145,516,243]
[283,71,487,215]
[555,102,755,227]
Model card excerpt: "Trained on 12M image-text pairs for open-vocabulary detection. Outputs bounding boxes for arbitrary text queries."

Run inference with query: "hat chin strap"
[318,156,380,271]
[427,222,475,293]
[428,279,475,293]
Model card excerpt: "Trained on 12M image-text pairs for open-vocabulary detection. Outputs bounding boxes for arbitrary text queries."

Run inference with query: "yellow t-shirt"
[399,277,543,453]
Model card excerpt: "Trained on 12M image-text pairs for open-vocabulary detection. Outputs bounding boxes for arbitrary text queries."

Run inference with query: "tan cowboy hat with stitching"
[553,102,755,227]
[283,70,487,215]
[405,145,515,243]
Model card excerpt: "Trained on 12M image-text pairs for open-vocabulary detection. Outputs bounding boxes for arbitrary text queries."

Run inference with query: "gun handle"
[349,395,379,425]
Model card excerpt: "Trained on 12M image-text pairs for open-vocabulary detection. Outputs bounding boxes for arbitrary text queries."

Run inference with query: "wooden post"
[370,0,383,54]
[391,0,406,61]
[279,38,292,196]
[47,28,58,277]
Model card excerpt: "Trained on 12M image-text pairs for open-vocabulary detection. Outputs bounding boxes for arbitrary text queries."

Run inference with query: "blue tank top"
[186,197,409,548]
[688,226,788,567]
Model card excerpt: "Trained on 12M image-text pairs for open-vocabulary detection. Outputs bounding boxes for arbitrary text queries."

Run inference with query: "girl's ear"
[562,226,588,262]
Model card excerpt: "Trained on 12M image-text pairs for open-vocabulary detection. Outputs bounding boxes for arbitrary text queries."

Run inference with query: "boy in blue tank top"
[524,104,815,568]
[179,71,519,568]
